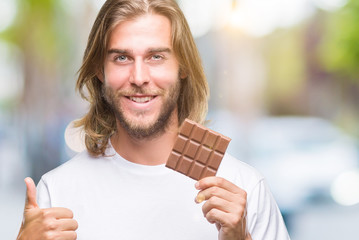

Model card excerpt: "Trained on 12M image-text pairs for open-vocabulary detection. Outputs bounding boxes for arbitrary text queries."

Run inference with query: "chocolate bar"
[165,119,231,180]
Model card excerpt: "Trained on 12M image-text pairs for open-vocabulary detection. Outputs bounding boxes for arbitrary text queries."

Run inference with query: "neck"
[111,114,179,166]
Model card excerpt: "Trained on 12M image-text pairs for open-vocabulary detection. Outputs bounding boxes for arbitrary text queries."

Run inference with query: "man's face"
[102,14,181,139]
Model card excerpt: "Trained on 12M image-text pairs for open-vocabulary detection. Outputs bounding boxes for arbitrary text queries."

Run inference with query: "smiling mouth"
[128,96,156,103]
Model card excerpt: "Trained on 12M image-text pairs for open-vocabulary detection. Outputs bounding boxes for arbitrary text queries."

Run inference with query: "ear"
[97,70,104,83]
[179,68,188,79]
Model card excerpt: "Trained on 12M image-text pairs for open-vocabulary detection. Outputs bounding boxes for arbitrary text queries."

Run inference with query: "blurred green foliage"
[0,0,68,63]
[263,26,307,113]
[319,0,359,81]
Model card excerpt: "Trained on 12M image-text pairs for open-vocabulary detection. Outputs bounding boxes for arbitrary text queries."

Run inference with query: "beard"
[102,80,181,140]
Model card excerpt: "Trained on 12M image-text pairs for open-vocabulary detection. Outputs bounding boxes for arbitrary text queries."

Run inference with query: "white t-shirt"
[37,145,290,240]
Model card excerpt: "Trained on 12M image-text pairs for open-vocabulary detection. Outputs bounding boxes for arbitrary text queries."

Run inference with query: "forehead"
[108,13,173,50]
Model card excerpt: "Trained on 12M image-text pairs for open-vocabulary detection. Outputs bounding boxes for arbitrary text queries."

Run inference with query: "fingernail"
[195,181,200,189]
[195,193,205,204]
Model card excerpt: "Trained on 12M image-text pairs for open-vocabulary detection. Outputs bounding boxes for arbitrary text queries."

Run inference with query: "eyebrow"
[107,47,172,55]
[148,47,172,54]
[107,49,129,55]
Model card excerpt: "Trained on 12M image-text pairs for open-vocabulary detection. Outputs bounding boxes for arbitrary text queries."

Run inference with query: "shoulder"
[40,150,104,184]
[217,153,264,193]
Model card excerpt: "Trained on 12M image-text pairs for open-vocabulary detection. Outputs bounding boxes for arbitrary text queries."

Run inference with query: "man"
[17,0,290,239]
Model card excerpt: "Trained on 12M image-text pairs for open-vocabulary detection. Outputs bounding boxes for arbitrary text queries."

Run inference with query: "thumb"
[24,177,38,210]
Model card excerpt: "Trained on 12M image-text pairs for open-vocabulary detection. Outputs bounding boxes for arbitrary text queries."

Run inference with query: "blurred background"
[1,0,359,239]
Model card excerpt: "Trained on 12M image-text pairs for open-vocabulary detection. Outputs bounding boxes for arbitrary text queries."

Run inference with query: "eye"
[115,55,128,62]
[151,54,163,60]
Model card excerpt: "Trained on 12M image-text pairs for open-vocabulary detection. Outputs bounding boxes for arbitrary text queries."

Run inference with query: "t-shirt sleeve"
[37,177,51,208]
[247,179,290,240]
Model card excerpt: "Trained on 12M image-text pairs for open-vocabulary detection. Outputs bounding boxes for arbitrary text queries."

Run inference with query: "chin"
[128,113,159,127]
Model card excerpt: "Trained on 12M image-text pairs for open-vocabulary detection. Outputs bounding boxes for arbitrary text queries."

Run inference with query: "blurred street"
[290,201,359,240]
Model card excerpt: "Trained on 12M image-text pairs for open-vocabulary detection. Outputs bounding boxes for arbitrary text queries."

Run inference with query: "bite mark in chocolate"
[166,119,231,180]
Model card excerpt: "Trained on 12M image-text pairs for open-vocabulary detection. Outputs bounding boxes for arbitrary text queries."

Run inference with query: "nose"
[129,60,149,86]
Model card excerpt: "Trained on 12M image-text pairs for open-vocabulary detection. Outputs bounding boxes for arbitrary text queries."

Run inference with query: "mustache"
[103,85,164,98]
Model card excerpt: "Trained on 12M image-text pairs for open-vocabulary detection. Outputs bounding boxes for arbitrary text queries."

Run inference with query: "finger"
[205,208,227,225]
[196,176,245,195]
[205,207,244,229]
[195,193,206,203]
[24,177,38,210]
[43,207,74,219]
[57,219,79,231]
[201,195,234,215]
[195,185,235,204]
[59,230,77,240]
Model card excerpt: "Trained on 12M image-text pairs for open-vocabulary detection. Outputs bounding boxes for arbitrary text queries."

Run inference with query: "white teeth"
[130,96,154,103]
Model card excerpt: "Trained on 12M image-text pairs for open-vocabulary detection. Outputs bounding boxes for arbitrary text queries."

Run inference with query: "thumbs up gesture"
[17,178,78,240]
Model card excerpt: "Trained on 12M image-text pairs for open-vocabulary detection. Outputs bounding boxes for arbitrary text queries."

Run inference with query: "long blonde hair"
[75,0,209,156]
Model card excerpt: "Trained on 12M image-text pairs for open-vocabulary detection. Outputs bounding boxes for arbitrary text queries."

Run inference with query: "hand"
[195,177,251,240]
[17,177,78,240]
